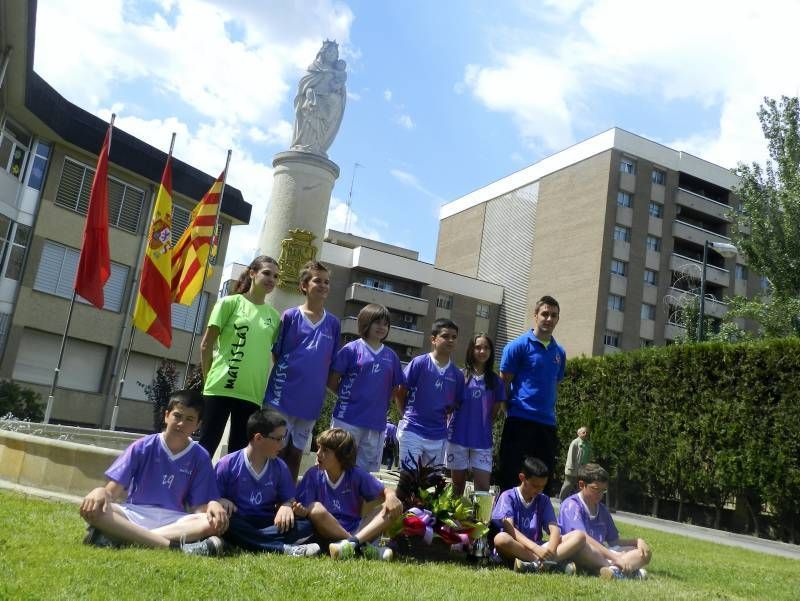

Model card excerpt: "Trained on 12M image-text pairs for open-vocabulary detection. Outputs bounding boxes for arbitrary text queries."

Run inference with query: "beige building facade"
[436,128,760,358]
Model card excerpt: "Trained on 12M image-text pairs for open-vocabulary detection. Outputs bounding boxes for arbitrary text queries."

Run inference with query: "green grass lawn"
[1,490,797,601]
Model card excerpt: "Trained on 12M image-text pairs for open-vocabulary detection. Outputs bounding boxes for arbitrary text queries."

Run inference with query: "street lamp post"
[698,240,738,341]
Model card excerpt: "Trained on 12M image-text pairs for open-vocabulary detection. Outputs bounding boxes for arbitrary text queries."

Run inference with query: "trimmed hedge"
[557,338,800,541]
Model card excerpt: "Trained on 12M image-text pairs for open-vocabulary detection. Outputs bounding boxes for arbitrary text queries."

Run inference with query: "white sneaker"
[283,543,321,557]
[181,536,223,557]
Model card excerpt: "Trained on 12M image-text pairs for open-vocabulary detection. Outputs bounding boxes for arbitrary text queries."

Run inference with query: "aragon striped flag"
[171,172,223,306]
[132,156,173,347]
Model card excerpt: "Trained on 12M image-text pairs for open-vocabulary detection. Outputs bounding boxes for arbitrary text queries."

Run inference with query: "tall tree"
[733,96,800,297]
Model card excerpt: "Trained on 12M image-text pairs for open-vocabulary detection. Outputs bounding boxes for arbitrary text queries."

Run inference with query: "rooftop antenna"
[345,162,363,233]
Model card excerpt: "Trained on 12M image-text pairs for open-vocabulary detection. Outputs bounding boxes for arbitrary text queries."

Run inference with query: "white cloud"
[346,91,362,101]
[383,89,393,102]
[464,0,800,164]
[101,111,274,266]
[247,121,293,147]
[34,0,357,268]
[326,196,384,241]
[396,114,415,130]
[390,169,444,209]
[35,0,354,130]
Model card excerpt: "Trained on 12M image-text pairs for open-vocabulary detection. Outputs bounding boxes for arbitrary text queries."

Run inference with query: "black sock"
[169,540,181,550]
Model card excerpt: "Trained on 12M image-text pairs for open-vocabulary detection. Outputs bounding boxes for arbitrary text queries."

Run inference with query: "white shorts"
[273,409,316,451]
[445,442,493,472]
[115,503,190,530]
[397,427,446,468]
[331,417,383,473]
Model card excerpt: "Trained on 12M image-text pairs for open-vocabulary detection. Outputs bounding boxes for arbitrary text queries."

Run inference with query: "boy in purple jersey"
[79,390,228,556]
[492,457,585,574]
[293,428,403,560]
[264,261,341,481]
[328,304,405,472]
[446,333,505,496]
[558,463,651,580]
[396,318,464,469]
[215,410,320,556]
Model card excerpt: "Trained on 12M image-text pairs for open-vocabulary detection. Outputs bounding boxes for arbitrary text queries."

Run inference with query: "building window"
[55,157,145,234]
[0,216,31,281]
[620,157,636,175]
[26,141,52,191]
[608,294,625,312]
[0,118,31,180]
[476,303,490,318]
[617,191,633,208]
[613,225,631,243]
[641,303,656,321]
[651,169,666,185]
[436,294,453,310]
[646,235,661,252]
[12,329,108,392]
[736,264,748,280]
[603,330,620,347]
[760,276,771,293]
[400,313,416,329]
[172,292,209,334]
[610,259,628,277]
[33,240,129,312]
[649,201,664,218]
[640,338,654,348]
[644,269,658,286]
[363,276,392,291]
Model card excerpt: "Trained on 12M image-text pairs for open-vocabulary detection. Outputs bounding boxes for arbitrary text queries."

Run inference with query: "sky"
[33,0,800,266]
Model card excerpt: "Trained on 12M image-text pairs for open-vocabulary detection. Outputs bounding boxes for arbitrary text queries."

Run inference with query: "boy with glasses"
[215,410,319,556]
[558,463,652,579]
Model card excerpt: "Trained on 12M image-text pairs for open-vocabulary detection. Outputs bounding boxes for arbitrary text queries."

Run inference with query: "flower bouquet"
[386,455,489,560]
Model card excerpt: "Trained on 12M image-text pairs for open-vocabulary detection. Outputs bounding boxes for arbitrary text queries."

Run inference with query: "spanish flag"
[132,156,173,346]
[171,172,223,306]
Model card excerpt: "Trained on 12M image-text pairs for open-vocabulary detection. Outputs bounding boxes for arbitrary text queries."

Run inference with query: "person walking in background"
[559,426,591,501]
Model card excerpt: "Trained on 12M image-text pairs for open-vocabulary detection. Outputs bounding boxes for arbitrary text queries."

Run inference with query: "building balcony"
[670,253,730,287]
[675,188,731,222]
[672,219,731,247]
[664,322,685,340]
[345,283,429,316]
[341,316,425,348]
[666,287,728,319]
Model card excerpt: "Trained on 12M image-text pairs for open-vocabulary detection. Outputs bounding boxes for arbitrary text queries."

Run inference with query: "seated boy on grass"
[79,390,227,555]
[292,427,403,560]
[215,409,319,557]
[557,463,652,580]
[492,456,585,574]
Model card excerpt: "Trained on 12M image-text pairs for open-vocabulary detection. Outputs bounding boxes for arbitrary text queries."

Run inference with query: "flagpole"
[109,132,177,431]
[183,149,232,386]
[43,113,115,424]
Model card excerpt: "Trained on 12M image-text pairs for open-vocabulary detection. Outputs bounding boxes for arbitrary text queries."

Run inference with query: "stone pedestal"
[258,151,340,313]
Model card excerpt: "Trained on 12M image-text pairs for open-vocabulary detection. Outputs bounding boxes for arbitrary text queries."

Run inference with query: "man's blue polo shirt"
[499,331,566,426]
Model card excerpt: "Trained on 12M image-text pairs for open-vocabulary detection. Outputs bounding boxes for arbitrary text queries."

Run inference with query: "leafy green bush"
[0,379,43,421]
[557,338,800,541]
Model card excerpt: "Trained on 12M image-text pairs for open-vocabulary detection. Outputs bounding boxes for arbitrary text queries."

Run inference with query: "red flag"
[74,124,112,309]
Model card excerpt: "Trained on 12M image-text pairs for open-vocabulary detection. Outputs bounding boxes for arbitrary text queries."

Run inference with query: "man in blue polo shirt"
[498,295,566,493]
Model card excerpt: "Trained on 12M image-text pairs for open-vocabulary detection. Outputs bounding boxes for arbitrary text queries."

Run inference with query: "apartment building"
[0,1,251,430]
[221,229,504,363]
[436,128,760,358]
